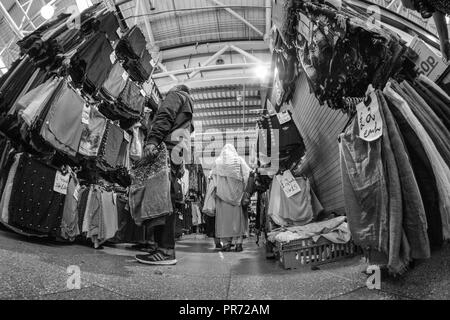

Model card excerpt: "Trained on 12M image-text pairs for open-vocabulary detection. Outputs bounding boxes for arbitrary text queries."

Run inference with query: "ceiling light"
[254,64,269,80]
[40,4,55,20]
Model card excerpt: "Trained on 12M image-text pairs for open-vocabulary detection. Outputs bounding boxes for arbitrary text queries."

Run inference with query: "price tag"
[122,71,129,81]
[277,111,291,125]
[54,171,70,195]
[110,51,116,64]
[73,184,81,201]
[140,89,146,96]
[356,89,383,142]
[410,36,447,82]
[276,170,301,198]
[81,104,90,125]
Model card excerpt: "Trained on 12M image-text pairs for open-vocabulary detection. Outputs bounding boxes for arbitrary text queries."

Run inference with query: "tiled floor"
[0,228,449,300]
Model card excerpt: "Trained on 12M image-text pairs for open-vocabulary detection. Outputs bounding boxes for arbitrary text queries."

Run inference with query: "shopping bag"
[202,176,216,217]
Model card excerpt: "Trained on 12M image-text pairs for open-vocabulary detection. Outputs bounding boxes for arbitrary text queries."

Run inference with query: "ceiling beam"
[265,0,272,39]
[188,44,231,79]
[205,0,264,37]
[160,41,268,60]
[194,107,263,116]
[152,62,269,78]
[0,1,24,39]
[157,76,264,93]
[229,44,263,63]
[199,124,258,131]
[194,114,261,122]
[193,96,261,104]
[157,62,178,81]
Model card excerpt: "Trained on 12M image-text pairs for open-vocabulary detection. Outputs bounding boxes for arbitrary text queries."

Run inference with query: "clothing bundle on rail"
[339,79,450,275]
[256,110,306,172]
[0,4,164,247]
[275,1,415,113]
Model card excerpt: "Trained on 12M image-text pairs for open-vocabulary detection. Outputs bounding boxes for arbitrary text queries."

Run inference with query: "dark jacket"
[146,87,194,150]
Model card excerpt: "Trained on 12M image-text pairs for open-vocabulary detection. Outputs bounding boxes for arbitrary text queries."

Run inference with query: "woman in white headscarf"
[210,144,251,252]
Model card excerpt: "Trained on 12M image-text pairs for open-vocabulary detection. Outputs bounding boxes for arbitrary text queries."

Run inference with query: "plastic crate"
[274,237,359,270]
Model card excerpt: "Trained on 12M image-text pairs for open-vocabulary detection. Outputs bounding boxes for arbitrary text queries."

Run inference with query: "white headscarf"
[212,144,250,184]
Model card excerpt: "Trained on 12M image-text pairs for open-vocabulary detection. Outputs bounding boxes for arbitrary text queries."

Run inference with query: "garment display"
[377,91,430,260]
[101,62,128,100]
[276,1,407,113]
[8,154,66,236]
[0,153,22,224]
[268,176,323,227]
[384,83,450,241]
[257,111,306,171]
[59,173,80,241]
[98,121,125,169]
[70,32,113,93]
[40,82,85,157]
[191,202,203,226]
[79,107,107,157]
[115,26,153,83]
[0,3,159,247]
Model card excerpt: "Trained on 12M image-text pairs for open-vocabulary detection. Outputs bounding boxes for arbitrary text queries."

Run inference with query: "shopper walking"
[135,84,194,265]
[211,144,251,252]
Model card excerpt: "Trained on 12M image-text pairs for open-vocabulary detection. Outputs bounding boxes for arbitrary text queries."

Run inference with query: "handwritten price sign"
[54,171,70,195]
[356,91,383,142]
[276,170,301,198]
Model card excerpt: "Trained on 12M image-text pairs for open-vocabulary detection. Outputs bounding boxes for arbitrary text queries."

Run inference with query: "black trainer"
[135,251,177,265]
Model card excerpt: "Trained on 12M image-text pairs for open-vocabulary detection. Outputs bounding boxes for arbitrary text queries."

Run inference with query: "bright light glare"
[254,64,269,80]
[76,0,93,12]
[40,4,55,20]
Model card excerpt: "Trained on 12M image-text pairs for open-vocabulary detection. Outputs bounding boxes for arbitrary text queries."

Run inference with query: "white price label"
[356,90,383,142]
[140,89,146,96]
[276,170,301,198]
[81,104,90,125]
[122,71,129,81]
[54,171,70,195]
[277,111,291,125]
[110,51,116,64]
[410,36,447,82]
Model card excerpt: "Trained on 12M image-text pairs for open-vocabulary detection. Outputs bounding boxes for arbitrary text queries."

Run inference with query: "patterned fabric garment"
[78,107,107,157]
[8,153,66,236]
[426,0,450,14]
[294,2,404,111]
[129,143,173,226]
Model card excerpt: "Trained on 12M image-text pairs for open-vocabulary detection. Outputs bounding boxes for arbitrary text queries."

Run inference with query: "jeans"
[339,118,389,254]
[378,91,430,259]
[387,95,443,247]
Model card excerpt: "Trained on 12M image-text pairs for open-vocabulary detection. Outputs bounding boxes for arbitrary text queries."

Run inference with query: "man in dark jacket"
[135,84,194,265]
